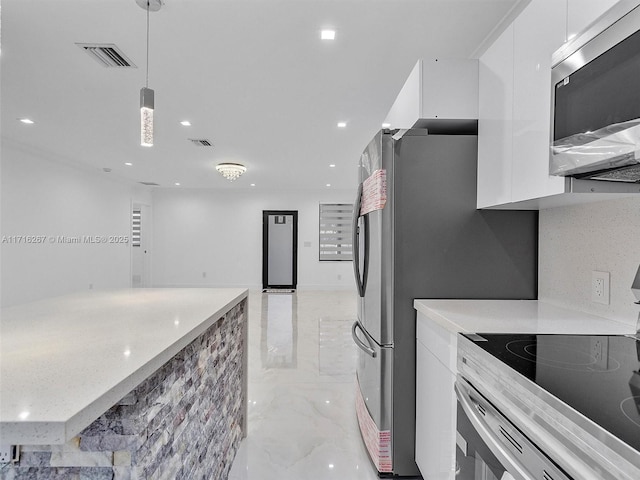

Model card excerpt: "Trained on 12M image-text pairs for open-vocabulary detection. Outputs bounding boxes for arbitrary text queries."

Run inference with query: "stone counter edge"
[2,289,248,445]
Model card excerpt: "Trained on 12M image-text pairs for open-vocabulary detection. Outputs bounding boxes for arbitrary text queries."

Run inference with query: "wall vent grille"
[76,43,136,68]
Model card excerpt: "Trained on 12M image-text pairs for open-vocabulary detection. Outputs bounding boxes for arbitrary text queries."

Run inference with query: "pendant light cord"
[145,1,150,88]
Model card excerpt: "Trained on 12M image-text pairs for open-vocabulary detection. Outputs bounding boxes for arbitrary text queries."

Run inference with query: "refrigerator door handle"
[352,320,376,358]
[351,183,369,298]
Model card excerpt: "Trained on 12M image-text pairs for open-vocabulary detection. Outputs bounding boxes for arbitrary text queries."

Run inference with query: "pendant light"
[137,0,162,147]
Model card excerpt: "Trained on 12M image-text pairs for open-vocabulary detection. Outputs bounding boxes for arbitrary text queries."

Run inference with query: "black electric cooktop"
[467,333,640,454]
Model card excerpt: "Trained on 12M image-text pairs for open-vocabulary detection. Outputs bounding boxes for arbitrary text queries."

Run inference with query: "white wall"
[0,143,356,305]
[539,196,640,328]
[151,188,356,290]
[0,143,146,307]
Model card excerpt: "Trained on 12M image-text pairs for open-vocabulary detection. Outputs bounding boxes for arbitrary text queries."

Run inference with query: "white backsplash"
[539,196,640,329]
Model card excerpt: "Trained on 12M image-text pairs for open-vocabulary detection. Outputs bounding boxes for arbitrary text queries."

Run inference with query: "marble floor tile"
[228,290,380,480]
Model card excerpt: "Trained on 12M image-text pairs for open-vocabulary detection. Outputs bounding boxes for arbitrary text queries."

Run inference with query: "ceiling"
[2,0,522,191]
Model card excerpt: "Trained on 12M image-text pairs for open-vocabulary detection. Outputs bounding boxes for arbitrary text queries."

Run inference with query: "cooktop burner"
[468,333,640,454]
[621,396,640,428]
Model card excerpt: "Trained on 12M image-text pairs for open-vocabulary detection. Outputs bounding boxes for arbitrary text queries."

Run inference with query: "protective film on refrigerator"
[360,169,387,215]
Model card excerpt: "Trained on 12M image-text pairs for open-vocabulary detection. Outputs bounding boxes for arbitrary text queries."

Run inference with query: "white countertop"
[414,299,636,335]
[0,288,248,445]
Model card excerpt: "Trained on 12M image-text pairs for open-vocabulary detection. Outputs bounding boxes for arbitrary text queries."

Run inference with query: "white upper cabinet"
[477,25,514,208]
[476,0,638,209]
[478,0,568,208]
[511,0,567,203]
[384,59,478,129]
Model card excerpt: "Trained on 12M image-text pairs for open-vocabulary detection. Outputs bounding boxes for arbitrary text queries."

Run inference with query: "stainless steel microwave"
[550,2,640,183]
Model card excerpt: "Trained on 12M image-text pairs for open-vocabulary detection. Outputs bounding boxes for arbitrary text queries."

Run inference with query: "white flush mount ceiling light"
[180,120,191,126]
[216,163,247,181]
[337,122,347,128]
[19,118,35,124]
[137,0,163,147]
[321,29,336,40]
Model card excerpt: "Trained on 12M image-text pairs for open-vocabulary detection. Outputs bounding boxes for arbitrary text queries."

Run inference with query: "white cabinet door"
[568,0,619,40]
[415,312,458,480]
[511,0,567,203]
[415,339,456,480]
[384,59,479,129]
[477,24,514,209]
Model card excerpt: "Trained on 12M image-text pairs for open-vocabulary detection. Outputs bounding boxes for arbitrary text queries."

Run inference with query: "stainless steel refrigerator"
[350,129,538,477]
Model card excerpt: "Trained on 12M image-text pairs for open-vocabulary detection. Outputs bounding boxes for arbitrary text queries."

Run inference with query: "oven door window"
[456,402,506,480]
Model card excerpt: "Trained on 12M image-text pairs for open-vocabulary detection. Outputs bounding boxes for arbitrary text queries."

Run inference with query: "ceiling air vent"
[139,181,160,186]
[189,139,214,147]
[76,43,136,68]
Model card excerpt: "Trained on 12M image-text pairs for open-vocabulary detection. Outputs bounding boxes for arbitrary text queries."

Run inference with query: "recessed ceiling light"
[382,122,391,128]
[321,30,336,40]
[329,164,336,168]
[250,183,256,187]
[125,162,133,166]
[180,120,191,126]
[174,182,181,186]
[19,118,34,124]
[337,122,347,128]
[326,183,331,187]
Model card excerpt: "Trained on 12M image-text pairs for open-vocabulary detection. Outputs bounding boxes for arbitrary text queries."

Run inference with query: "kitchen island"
[0,288,248,479]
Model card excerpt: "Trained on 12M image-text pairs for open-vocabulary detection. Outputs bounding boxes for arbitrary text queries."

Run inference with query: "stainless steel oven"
[457,333,640,480]
[455,377,571,480]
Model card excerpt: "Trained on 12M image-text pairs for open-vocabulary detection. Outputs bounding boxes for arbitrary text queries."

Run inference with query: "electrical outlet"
[591,271,610,305]
[591,337,609,370]
[0,445,15,464]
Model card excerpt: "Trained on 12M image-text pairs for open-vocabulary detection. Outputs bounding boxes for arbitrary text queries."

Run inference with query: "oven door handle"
[455,381,536,480]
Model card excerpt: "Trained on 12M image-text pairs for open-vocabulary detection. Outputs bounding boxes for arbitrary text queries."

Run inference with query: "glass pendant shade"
[140,87,154,147]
